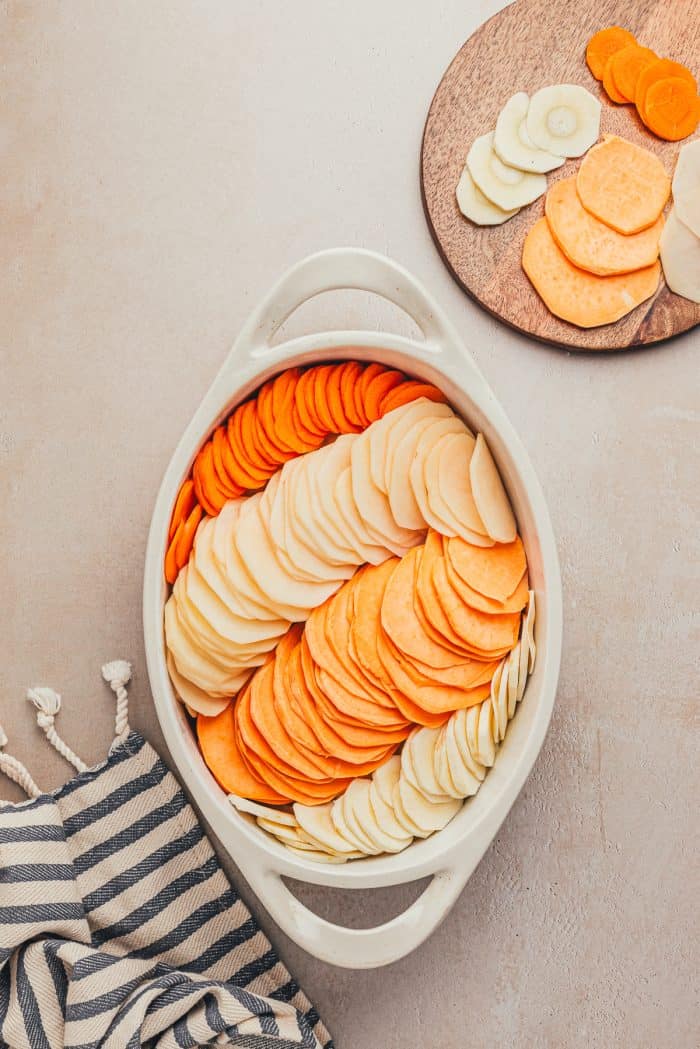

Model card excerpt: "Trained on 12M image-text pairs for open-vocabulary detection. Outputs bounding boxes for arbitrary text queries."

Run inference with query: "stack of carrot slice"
[197,528,528,805]
[586,26,699,141]
[523,135,669,327]
[165,361,445,582]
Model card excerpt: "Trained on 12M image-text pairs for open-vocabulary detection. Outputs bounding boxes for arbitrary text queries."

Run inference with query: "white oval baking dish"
[143,247,562,970]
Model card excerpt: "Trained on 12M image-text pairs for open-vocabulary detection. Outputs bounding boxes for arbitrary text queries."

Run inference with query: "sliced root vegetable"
[602,54,629,104]
[659,208,700,303]
[522,217,661,328]
[469,433,516,544]
[467,132,546,210]
[545,176,664,276]
[456,164,520,225]
[635,58,697,113]
[197,704,288,803]
[608,44,658,103]
[494,92,565,173]
[575,135,670,234]
[585,26,637,81]
[642,77,700,142]
[672,139,700,237]
[526,84,601,157]
[168,479,197,541]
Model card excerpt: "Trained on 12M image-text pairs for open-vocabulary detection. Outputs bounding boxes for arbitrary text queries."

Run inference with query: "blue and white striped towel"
[0,664,332,1049]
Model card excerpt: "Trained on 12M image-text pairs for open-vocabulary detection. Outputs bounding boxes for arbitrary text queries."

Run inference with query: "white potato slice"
[332,467,392,563]
[382,399,455,489]
[444,717,482,797]
[467,131,547,210]
[166,652,230,716]
[491,658,510,743]
[350,432,421,550]
[165,607,250,697]
[310,439,366,563]
[372,754,402,807]
[660,207,700,304]
[391,781,430,838]
[284,846,357,864]
[387,407,458,529]
[404,728,453,801]
[368,781,413,844]
[345,779,409,854]
[428,432,493,543]
[398,777,462,834]
[409,417,469,532]
[494,91,565,173]
[526,84,600,158]
[456,164,520,225]
[184,558,289,645]
[256,818,323,849]
[469,433,517,543]
[294,454,359,567]
[293,802,359,855]
[281,460,356,584]
[231,796,296,826]
[336,791,381,855]
[672,139,700,238]
[450,708,486,781]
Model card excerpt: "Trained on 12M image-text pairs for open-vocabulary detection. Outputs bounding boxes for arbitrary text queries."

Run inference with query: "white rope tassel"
[0,723,42,799]
[26,686,89,774]
[102,660,132,739]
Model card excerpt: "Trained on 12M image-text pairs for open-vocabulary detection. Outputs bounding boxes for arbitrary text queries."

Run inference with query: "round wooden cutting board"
[421,0,700,351]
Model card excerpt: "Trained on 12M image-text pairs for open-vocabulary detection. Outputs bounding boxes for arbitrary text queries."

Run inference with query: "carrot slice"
[585,26,636,81]
[311,364,338,433]
[165,520,184,584]
[255,381,297,462]
[294,368,327,437]
[602,54,629,104]
[643,77,700,141]
[192,444,227,515]
[635,58,696,113]
[175,504,203,570]
[364,369,405,420]
[211,426,248,496]
[237,399,276,473]
[197,704,288,803]
[379,381,446,415]
[354,362,384,426]
[609,44,657,103]
[338,361,365,429]
[168,479,197,541]
[226,409,269,489]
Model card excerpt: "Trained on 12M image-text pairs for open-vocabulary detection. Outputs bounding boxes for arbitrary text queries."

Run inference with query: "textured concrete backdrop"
[1,2,698,1046]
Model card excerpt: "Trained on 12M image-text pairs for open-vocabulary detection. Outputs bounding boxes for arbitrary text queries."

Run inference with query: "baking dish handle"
[254,865,465,970]
[232,246,474,362]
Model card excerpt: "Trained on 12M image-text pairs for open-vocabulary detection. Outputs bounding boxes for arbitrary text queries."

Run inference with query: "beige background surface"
[1,2,698,1046]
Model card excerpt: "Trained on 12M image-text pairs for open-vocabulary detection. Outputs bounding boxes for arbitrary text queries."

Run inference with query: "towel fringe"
[26,687,89,773]
[0,723,42,799]
[102,660,132,742]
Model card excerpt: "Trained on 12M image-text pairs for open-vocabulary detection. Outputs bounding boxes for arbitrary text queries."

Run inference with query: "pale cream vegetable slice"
[409,417,472,534]
[428,431,494,543]
[213,502,298,621]
[184,557,290,645]
[333,467,393,564]
[382,399,455,492]
[526,84,600,157]
[660,208,700,304]
[336,792,381,855]
[397,777,462,834]
[432,727,465,799]
[281,461,356,583]
[451,708,486,781]
[350,432,421,551]
[404,728,453,802]
[469,433,517,544]
[166,651,230,716]
[467,132,547,210]
[368,780,413,844]
[294,454,359,567]
[164,600,251,696]
[444,718,483,797]
[525,590,537,672]
[345,779,409,853]
[506,643,521,718]
[391,781,429,838]
[456,164,520,226]
[373,755,402,807]
[494,91,565,173]
[388,415,454,530]
[671,139,700,238]
[195,515,285,625]
[489,659,509,743]
[517,623,530,703]
[293,802,359,855]
[285,846,358,864]
[469,703,497,767]
[230,796,297,826]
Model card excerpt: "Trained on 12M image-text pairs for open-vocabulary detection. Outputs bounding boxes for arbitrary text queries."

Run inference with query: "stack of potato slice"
[197,529,529,806]
[523,134,669,327]
[229,593,536,863]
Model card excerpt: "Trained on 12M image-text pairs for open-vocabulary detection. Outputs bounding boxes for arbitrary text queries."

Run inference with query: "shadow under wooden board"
[421,0,700,351]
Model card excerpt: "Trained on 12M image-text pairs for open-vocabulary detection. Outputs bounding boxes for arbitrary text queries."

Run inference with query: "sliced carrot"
[325,363,352,432]
[197,704,288,803]
[255,381,297,462]
[311,364,338,433]
[192,443,227,515]
[165,520,184,584]
[643,77,700,141]
[602,54,629,103]
[211,425,247,496]
[294,368,327,437]
[354,361,384,426]
[236,399,276,473]
[168,479,197,542]
[226,408,269,489]
[608,44,657,103]
[364,369,405,421]
[174,503,203,571]
[379,381,446,415]
[586,26,637,81]
[635,58,696,113]
[338,360,365,429]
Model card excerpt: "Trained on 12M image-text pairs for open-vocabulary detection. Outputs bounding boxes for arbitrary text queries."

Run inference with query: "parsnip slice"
[526,84,601,157]
[494,92,565,173]
[672,138,700,238]
[659,207,700,303]
[467,132,547,210]
[456,164,520,225]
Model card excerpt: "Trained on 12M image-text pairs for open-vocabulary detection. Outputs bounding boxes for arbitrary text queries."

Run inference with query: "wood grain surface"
[421,0,700,351]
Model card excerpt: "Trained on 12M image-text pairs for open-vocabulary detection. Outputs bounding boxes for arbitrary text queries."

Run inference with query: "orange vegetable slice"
[338,360,365,429]
[379,381,446,415]
[635,58,696,113]
[168,479,197,542]
[237,399,277,473]
[192,443,228,515]
[165,520,184,584]
[211,425,249,495]
[197,704,288,803]
[576,135,670,234]
[364,369,405,421]
[643,77,700,141]
[608,44,657,103]
[175,504,203,571]
[311,364,338,433]
[602,54,629,104]
[585,26,637,81]
[354,362,385,425]
[294,368,326,438]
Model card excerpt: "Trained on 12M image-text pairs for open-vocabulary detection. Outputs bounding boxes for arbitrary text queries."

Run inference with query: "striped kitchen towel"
[0,662,333,1049]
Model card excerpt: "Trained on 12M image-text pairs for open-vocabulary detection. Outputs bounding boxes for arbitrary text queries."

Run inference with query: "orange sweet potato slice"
[585,26,636,81]
[224,410,269,489]
[643,77,700,141]
[248,661,331,780]
[169,479,197,541]
[379,381,446,415]
[310,364,338,433]
[608,44,657,103]
[545,176,664,276]
[326,583,401,709]
[197,703,288,803]
[376,628,489,714]
[602,54,629,103]
[430,554,521,654]
[446,533,526,601]
[443,535,528,614]
[523,218,661,326]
